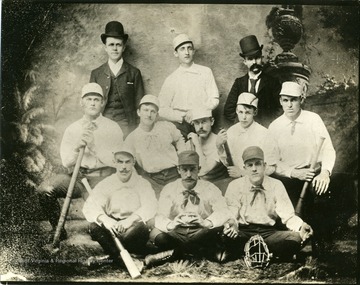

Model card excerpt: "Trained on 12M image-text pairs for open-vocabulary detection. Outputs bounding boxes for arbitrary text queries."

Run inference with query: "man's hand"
[291,168,316,182]
[312,170,330,195]
[99,215,117,232]
[187,132,200,148]
[223,219,238,239]
[76,123,96,151]
[227,166,246,178]
[215,129,227,149]
[115,218,134,234]
[166,213,186,231]
[299,222,313,242]
[188,214,213,228]
[184,110,193,124]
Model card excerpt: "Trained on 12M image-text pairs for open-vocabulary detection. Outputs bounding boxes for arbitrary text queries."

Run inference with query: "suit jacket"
[90,61,145,130]
[223,73,281,128]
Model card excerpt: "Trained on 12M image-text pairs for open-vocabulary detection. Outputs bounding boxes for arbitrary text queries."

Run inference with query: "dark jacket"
[223,73,281,128]
[90,61,145,130]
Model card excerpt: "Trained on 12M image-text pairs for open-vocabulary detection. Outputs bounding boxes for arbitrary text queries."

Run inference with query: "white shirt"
[83,171,157,223]
[108,58,123,76]
[225,175,303,231]
[60,114,123,171]
[158,63,219,123]
[267,110,336,177]
[124,121,186,173]
[219,121,268,167]
[155,179,231,232]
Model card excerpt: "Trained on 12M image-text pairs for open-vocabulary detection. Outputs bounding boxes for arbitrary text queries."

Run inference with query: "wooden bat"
[52,147,85,249]
[81,178,141,279]
[220,128,234,166]
[295,137,326,217]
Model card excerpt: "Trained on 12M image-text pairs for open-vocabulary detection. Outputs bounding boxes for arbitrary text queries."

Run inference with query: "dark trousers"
[89,221,149,257]
[37,167,115,230]
[141,166,180,198]
[154,226,223,255]
[223,224,302,259]
[270,172,356,242]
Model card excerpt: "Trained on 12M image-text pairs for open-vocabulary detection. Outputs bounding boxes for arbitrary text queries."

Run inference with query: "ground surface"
[0,218,357,283]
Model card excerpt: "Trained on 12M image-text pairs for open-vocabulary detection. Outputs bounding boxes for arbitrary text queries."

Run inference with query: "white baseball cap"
[112,146,135,158]
[191,108,212,121]
[237,92,258,108]
[173,33,193,50]
[280,82,303,97]
[81,83,104,98]
[139,94,159,110]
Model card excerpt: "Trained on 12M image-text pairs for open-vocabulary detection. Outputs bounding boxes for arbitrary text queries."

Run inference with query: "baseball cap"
[178,150,199,165]
[191,108,212,122]
[279,82,303,97]
[237,92,258,108]
[139,94,159,110]
[81,83,104,98]
[173,33,193,51]
[112,146,135,159]
[242,146,264,163]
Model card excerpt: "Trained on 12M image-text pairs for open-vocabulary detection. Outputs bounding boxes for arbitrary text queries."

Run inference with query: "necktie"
[182,189,200,208]
[249,78,258,94]
[250,185,266,206]
[290,121,296,135]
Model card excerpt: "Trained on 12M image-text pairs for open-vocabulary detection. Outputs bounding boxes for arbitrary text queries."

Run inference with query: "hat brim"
[174,40,193,51]
[101,33,129,44]
[239,45,263,58]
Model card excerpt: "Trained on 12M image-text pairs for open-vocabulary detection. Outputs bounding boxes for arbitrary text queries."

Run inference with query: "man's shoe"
[85,255,116,269]
[144,249,175,268]
[47,228,67,243]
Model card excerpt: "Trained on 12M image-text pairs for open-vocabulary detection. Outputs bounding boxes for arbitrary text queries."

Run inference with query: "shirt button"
[106,86,109,89]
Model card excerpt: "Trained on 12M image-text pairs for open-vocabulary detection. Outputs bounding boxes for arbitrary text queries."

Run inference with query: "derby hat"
[239,35,263,58]
[101,21,128,44]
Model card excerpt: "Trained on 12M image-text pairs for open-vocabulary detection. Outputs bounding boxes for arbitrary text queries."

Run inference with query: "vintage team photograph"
[0,1,358,283]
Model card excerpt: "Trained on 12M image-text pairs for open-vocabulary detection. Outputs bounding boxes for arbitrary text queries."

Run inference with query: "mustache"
[250,63,263,73]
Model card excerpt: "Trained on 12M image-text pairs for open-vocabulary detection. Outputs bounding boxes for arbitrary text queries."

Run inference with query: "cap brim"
[174,41,193,51]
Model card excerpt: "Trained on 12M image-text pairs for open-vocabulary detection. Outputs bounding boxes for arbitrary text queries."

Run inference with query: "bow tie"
[250,185,266,206]
[182,189,200,208]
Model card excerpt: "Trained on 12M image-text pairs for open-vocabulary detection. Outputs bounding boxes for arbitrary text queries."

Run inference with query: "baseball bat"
[295,137,326,217]
[52,147,85,249]
[220,128,234,166]
[81,178,141,279]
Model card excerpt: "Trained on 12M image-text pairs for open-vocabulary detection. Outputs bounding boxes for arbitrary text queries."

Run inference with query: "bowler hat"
[178,150,199,166]
[81,83,104,98]
[242,146,264,163]
[139,94,159,110]
[101,21,128,44]
[239,35,263,58]
[237,92,258,109]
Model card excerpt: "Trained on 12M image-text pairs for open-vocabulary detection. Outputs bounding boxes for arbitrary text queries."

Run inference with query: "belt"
[146,166,178,178]
[80,167,115,177]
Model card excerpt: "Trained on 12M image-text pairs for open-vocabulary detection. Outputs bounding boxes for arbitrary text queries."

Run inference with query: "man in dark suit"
[223,35,281,128]
[90,21,145,137]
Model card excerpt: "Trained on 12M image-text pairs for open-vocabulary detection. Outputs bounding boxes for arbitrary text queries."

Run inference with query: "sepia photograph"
[0,0,358,283]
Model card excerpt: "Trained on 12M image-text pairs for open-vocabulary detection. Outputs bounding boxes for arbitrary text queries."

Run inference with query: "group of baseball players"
[37,21,347,271]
